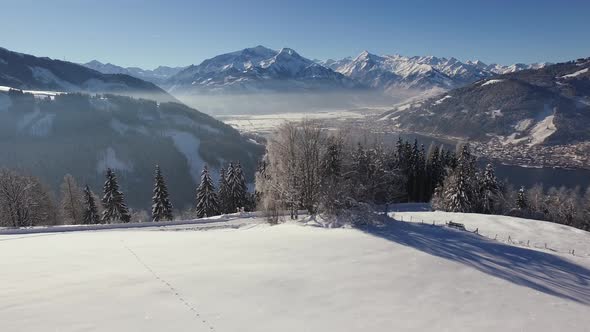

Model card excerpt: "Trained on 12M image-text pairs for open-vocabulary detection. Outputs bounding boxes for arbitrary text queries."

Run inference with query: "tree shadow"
[363,218,590,305]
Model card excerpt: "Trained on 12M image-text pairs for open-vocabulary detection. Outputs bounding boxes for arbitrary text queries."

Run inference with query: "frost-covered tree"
[439,144,476,213]
[195,165,219,218]
[227,162,248,212]
[59,174,84,224]
[217,167,231,214]
[479,164,500,214]
[151,165,173,222]
[82,185,100,224]
[516,186,527,210]
[0,168,58,227]
[101,168,130,223]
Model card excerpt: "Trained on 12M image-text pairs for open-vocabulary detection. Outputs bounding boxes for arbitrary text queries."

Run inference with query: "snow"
[489,109,503,118]
[560,68,588,78]
[481,79,504,86]
[96,147,133,173]
[434,95,452,105]
[1,212,590,331]
[529,114,556,146]
[0,85,64,97]
[222,110,366,134]
[164,130,203,183]
[514,118,533,131]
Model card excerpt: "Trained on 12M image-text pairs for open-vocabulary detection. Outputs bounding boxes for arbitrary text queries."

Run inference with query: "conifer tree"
[82,185,100,224]
[517,186,527,210]
[442,144,476,212]
[101,168,130,223]
[151,165,173,222]
[227,162,248,212]
[479,163,500,214]
[218,167,231,214]
[195,166,219,218]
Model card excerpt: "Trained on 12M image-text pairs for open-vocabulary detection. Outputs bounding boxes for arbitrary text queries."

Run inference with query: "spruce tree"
[82,185,100,224]
[227,162,248,212]
[151,165,173,222]
[517,186,527,210]
[101,168,130,223]
[218,167,231,214]
[480,164,500,214]
[195,166,219,218]
[443,145,476,213]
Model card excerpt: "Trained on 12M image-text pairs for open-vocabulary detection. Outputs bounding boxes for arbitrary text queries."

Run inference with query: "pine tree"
[101,168,130,223]
[517,186,527,210]
[480,163,500,214]
[218,167,231,214]
[195,165,219,218]
[59,174,84,224]
[227,162,248,212]
[442,144,476,213]
[151,165,173,222]
[82,185,100,224]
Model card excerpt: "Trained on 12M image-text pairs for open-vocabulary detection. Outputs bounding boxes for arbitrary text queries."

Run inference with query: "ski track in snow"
[121,240,216,332]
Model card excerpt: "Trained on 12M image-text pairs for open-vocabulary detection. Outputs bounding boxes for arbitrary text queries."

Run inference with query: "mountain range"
[83,46,548,95]
[83,60,187,85]
[0,47,175,102]
[319,51,549,92]
[164,46,359,94]
[379,58,590,146]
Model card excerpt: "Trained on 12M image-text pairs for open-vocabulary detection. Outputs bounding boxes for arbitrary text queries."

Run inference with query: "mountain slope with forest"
[380,58,590,146]
[0,89,263,209]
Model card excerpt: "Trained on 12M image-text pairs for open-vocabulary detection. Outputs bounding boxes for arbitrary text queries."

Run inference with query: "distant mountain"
[380,58,590,146]
[0,47,175,102]
[320,51,549,92]
[83,60,187,85]
[0,89,263,209]
[165,46,360,94]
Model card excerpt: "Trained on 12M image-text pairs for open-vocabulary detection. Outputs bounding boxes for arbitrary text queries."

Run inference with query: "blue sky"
[1,0,588,69]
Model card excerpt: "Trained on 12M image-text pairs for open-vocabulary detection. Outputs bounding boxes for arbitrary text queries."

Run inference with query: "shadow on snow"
[363,217,590,305]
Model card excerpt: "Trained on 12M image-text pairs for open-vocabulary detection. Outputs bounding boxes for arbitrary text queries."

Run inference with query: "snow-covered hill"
[83,60,187,85]
[320,51,549,92]
[165,46,360,94]
[2,211,589,332]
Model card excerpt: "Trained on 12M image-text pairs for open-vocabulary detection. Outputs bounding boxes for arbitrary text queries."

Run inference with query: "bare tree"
[0,168,58,227]
[60,174,84,224]
[258,121,326,220]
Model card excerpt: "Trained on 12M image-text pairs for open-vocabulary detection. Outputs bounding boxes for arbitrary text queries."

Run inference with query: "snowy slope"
[1,212,589,332]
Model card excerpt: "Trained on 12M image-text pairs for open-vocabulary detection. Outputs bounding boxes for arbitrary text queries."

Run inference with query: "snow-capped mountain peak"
[166,46,358,93]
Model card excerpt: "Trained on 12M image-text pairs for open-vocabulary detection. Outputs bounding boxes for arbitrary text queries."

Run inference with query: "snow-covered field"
[220,109,377,134]
[2,211,590,332]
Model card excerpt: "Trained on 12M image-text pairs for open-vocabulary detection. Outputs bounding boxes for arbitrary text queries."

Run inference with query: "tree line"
[0,162,252,227]
[256,121,590,230]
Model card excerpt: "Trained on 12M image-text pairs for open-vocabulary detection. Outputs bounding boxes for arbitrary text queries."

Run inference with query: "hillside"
[380,58,590,146]
[1,211,589,331]
[0,47,176,102]
[0,90,263,209]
